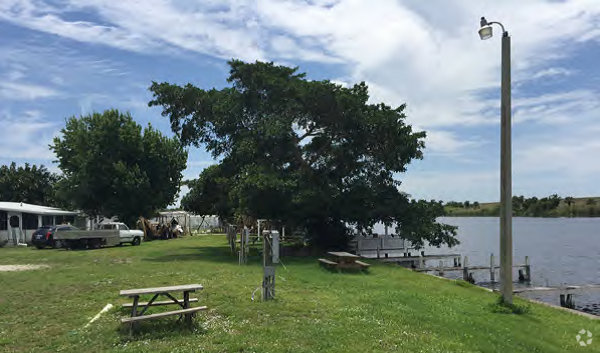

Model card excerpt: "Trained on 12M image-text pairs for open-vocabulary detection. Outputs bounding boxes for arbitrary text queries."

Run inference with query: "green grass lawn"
[0,235,598,353]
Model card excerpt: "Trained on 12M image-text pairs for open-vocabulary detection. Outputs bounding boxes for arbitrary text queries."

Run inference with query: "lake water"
[373,217,600,313]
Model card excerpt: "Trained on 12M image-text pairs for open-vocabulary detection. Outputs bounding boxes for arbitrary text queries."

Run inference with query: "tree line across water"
[444,195,600,217]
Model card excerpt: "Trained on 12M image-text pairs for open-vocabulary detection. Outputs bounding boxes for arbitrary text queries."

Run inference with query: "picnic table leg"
[130,295,140,334]
[183,291,192,327]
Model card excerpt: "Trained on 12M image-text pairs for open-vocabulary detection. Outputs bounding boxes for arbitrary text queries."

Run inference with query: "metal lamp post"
[479,16,513,304]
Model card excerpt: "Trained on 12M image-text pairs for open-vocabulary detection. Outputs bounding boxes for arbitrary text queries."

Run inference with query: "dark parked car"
[31,225,79,249]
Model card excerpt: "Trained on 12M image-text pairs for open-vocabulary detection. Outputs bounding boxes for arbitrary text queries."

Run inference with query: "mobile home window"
[23,213,39,229]
[0,211,6,231]
[42,216,54,226]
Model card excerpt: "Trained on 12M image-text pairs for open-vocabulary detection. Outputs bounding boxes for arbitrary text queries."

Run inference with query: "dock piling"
[467,272,475,284]
[567,294,575,309]
[490,254,495,282]
[525,256,531,282]
[463,256,469,281]
[560,294,576,309]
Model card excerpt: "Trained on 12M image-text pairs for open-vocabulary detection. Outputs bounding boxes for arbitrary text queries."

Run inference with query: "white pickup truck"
[97,222,144,246]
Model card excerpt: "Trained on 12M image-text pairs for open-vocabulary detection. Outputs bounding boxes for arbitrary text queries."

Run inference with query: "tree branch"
[298,127,317,142]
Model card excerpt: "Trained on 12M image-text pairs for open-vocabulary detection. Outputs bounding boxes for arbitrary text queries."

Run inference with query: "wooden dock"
[376,254,462,263]
[413,264,528,272]
[397,254,532,284]
[513,284,600,293]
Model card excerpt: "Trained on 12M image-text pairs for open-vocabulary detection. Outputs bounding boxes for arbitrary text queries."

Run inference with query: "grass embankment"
[446,196,600,217]
[0,235,598,353]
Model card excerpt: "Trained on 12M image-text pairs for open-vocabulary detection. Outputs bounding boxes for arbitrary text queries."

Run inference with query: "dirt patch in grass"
[0,264,50,272]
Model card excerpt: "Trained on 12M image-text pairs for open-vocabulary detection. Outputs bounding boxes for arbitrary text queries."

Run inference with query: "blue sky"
[1,0,600,205]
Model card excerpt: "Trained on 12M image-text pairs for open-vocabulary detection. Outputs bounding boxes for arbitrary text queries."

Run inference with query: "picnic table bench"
[319,252,370,272]
[120,284,207,332]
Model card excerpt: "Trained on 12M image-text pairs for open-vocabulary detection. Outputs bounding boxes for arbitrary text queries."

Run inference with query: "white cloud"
[512,90,600,124]
[254,0,600,125]
[529,67,573,81]
[0,81,60,100]
[4,1,599,126]
[0,0,264,61]
[269,35,342,63]
[422,130,484,156]
[515,128,600,178]
[0,110,59,160]
[399,170,498,202]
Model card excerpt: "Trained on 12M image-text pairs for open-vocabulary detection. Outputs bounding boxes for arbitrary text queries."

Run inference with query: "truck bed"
[54,229,119,240]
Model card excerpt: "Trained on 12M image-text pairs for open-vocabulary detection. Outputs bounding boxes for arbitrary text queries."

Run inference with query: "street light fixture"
[479,16,513,304]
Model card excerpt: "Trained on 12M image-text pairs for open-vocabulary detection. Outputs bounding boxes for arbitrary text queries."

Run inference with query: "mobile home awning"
[0,202,79,216]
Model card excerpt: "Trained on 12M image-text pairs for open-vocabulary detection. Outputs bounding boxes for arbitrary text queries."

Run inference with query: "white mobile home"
[0,202,79,246]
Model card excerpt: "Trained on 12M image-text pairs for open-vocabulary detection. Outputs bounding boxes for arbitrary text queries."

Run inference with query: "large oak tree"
[149,60,458,249]
[50,110,188,226]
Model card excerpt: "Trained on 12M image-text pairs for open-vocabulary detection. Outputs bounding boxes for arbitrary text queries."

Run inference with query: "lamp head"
[479,17,493,40]
[479,25,493,40]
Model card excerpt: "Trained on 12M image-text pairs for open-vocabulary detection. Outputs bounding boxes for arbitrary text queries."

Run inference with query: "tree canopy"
[50,109,188,226]
[0,162,59,206]
[181,164,234,221]
[149,60,457,249]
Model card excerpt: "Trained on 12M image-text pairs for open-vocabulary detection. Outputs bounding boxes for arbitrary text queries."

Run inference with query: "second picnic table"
[319,251,370,271]
[120,284,207,331]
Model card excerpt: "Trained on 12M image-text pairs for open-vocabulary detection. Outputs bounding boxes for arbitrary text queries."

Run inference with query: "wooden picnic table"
[319,252,370,271]
[119,284,207,332]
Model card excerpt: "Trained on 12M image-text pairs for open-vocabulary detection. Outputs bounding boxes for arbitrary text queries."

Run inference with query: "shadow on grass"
[142,245,375,279]
[141,246,233,263]
[117,318,207,342]
[142,246,329,266]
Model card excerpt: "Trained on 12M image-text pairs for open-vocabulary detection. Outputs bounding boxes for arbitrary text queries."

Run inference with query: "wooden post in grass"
[239,226,249,265]
[463,256,469,281]
[438,260,444,277]
[262,230,275,301]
